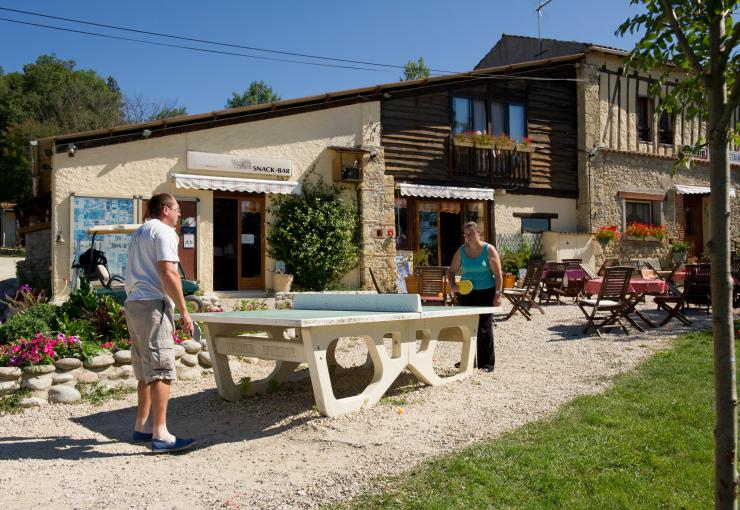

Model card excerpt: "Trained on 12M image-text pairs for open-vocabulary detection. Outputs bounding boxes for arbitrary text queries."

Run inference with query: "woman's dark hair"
[147,193,175,218]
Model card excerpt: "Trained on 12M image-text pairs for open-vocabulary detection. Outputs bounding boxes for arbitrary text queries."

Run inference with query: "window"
[625,200,652,224]
[490,101,526,141]
[454,97,527,140]
[636,97,652,142]
[658,110,674,145]
[521,217,550,233]
[490,102,505,136]
[452,97,486,134]
[508,103,526,142]
[514,212,556,233]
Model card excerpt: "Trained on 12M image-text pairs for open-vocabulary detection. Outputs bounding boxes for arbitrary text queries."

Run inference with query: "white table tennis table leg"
[201,323,242,401]
[301,322,408,417]
[406,316,477,386]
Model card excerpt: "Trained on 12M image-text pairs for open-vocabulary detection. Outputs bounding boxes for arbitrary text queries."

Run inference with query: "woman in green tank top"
[447,221,503,372]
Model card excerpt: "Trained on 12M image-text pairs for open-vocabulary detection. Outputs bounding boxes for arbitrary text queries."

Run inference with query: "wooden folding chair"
[562,259,588,299]
[417,266,448,305]
[653,264,710,326]
[597,256,620,276]
[502,260,546,320]
[576,266,633,336]
[539,262,567,304]
[684,263,711,313]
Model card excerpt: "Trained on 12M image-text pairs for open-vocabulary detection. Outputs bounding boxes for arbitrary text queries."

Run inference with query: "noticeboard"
[72,197,135,285]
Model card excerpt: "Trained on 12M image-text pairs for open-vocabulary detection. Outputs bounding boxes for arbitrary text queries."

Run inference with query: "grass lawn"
[331,330,716,509]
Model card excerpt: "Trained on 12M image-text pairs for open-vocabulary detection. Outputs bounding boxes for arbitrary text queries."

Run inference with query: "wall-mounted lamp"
[383,92,392,99]
[55,232,65,243]
[67,143,77,157]
[369,148,379,160]
[142,129,152,139]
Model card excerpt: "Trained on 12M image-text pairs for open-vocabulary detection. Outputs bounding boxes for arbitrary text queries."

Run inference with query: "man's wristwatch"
[494,290,502,296]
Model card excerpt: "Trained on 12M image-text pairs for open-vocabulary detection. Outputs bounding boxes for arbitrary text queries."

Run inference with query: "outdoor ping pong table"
[190,293,497,417]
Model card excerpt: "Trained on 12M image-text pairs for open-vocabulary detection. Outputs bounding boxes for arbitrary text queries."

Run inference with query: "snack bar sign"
[186,150,292,177]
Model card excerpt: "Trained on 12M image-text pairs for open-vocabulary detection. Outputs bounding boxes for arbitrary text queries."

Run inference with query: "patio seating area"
[406,256,726,336]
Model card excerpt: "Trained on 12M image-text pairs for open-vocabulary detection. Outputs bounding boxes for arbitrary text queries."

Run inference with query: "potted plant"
[491,133,516,151]
[625,223,666,241]
[272,261,294,293]
[500,251,522,289]
[516,136,535,153]
[594,225,620,247]
[453,131,476,148]
[405,247,432,293]
[670,240,690,264]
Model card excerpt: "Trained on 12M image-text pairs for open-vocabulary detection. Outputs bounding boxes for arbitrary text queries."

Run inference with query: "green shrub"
[234,299,269,312]
[267,179,360,291]
[500,251,523,275]
[670,240,690,253]
[0,303,58,343]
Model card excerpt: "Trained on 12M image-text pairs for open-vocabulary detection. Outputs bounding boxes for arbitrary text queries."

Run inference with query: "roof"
[38,52,585,151]
[475,34,627,70]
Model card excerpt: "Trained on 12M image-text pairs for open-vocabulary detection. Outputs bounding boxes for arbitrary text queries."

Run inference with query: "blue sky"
[0,1,644,115]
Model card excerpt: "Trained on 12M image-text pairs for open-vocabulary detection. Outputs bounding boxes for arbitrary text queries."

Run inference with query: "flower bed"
[0,281,277,407]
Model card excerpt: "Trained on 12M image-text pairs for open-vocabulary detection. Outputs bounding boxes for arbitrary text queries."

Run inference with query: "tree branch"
[721,21,740,62]
[657,0,708,84]
[720,70,740,129]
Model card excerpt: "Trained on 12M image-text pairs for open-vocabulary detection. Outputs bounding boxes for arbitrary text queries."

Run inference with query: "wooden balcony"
[449,140,532,187]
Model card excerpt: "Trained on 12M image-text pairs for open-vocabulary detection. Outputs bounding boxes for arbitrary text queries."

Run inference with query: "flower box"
[624,235,663,242]
[454,139,475,148]
[516,145,535,152]
[495,143,516,151]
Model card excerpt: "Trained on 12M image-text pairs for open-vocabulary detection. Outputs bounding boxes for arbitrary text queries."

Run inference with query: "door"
[142,198,197,279]
[683,195,703,257]
[238,198,264,290]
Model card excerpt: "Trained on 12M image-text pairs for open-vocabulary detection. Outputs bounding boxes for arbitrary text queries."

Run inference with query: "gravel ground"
[0,299,711,509]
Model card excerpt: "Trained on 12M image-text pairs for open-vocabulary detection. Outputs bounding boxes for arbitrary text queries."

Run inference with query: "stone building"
[478,35,740,262]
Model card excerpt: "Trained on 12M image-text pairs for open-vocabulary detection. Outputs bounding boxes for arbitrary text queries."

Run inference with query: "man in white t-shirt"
[124,192,195,453]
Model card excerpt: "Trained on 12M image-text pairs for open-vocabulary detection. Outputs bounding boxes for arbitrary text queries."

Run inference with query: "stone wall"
[588,150,740,260]
[0,337,215,407]
[359,148,397,292]
[16,227,51,290]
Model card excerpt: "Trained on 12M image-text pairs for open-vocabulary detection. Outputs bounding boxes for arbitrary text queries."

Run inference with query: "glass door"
[238,198,264,290]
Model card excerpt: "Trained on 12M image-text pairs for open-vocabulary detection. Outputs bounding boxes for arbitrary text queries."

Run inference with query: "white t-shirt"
[125,219,180,302]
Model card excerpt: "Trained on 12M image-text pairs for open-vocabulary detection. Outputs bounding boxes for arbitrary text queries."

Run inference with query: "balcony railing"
[449,140,532,187]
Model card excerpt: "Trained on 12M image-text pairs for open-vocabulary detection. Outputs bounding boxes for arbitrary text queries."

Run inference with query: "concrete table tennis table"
[190,294,497,417]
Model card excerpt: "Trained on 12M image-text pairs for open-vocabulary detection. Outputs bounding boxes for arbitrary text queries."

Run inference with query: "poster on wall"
[395,254,412,294]
[72,197,135,287]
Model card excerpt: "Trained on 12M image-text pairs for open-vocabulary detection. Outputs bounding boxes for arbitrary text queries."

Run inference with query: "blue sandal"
[151,437,195,453]
[132,430,153,442]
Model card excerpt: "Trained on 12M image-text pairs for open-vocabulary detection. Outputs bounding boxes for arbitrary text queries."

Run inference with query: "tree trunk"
[709,16,739,510]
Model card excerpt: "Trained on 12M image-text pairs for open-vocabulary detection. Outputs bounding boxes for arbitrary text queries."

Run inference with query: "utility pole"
[536,0,554,58]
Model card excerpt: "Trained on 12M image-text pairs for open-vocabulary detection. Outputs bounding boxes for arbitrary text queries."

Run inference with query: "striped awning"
[173,173,299,194]
[396,183,495,200]
[675,184,736,198]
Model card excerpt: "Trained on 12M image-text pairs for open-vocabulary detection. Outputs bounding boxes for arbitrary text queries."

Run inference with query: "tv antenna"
[536,0,554,58]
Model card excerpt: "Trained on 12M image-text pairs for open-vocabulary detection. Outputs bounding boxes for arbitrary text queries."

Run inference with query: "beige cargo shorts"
[124,299,177,383]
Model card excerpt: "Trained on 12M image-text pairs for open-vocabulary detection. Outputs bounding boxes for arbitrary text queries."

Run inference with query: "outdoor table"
[583,277,668,329]
[656,270,686,282]
[190,293,497,417]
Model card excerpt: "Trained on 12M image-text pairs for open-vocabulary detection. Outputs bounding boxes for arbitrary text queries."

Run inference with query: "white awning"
[173,173,299,194]
[675,184,736,198]
[396,183,495,200]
